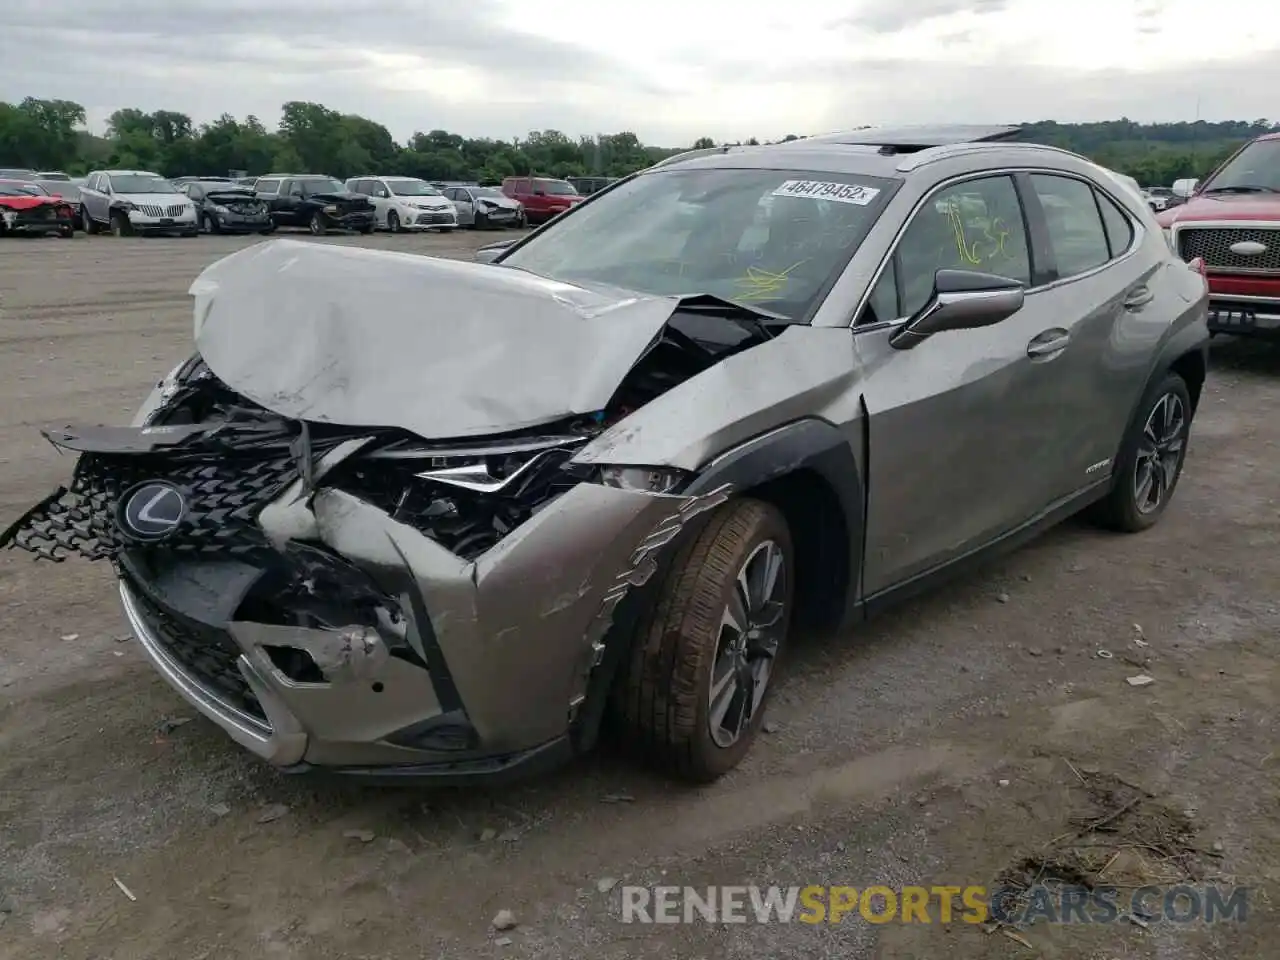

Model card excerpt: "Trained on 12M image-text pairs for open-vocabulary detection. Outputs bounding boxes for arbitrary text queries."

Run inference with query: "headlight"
[597,466,689,493]
[212,204,230,215]
[323,204,338,213]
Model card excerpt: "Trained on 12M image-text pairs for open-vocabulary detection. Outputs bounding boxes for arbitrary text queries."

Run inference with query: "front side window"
[869,175,1031,322]
[385,179,441,197]
[1030,174,1110,279]
[536,179,578,196]
[502,167,896,321]
[109,174,177,194]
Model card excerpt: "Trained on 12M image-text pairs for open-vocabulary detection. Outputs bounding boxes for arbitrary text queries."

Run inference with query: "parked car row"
[0,167,610,238]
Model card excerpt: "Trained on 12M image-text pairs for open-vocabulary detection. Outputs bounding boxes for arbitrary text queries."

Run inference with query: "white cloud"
[0,0,1276,146]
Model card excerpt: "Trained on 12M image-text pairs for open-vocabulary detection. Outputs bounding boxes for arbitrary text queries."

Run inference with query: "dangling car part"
[4,125,1209,784]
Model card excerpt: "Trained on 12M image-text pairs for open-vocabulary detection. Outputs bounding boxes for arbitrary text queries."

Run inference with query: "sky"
[1,0,1277,147]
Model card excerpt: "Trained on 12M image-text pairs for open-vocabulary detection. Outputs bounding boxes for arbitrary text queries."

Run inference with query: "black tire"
[614,498,794,783]
[259,223,276,235]
[387,211,401,233]
[1089,372,1192,532]
[308,212,326,236]
[202,212,220,234]
[359,224,374,235]
[439,226,454,233]
[110,212,130,237]
[82,209,99,235]
[475,211,490,230]
[59,223,75,238]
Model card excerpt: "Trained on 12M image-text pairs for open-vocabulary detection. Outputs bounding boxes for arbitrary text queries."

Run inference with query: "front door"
[856,173,1059,597]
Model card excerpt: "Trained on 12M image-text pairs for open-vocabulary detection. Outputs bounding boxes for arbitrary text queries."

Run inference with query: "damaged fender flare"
[683,418,865,628]
[571,418,865,752]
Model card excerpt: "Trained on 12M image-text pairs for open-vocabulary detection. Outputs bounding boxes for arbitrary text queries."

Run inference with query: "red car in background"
[0,180,76,237]
[501,176,584,225]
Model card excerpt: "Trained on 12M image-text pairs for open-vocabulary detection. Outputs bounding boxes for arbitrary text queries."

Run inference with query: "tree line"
[2,97,1275,187]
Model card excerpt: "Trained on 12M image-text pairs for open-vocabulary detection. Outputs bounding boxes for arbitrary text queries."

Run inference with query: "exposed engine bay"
[5,303,773,567]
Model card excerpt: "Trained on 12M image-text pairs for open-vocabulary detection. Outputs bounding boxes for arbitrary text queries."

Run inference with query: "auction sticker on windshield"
[772,180,881,205]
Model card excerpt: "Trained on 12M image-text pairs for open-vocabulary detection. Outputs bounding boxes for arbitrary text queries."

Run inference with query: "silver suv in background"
[345,176,458,232]
[79,170,198,237]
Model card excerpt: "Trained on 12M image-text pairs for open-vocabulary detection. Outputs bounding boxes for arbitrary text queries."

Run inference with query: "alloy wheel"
[707,539,788,748]
[1133,392,1186,515]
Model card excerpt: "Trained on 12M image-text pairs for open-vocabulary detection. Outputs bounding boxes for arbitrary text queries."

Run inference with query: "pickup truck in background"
[1158,132,1280,339]
[251,174,375,235]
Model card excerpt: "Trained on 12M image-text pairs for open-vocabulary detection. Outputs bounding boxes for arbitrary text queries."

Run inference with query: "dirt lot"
[0,229,1277,960]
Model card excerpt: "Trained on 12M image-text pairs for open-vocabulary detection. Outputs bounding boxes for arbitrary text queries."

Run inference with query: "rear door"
[855,173,1056,596]
[1018,172,1158,500]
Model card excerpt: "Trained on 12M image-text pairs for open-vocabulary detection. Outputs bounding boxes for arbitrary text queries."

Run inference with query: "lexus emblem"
[1229,240,1268,256]
[117,481,186,541]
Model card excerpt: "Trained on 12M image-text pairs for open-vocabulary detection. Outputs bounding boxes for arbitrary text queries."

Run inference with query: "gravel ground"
[0,229,1277,960]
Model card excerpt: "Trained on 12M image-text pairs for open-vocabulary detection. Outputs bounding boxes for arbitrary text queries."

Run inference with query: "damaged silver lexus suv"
[3,125,1210,784]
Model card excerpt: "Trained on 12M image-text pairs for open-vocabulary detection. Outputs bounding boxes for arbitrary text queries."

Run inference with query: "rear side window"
[256,178,280,195]
[1030,174,1110,278]
[1097,191,1135,258]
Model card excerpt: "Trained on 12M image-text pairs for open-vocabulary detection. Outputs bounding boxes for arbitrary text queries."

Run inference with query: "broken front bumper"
[109,475,727,778]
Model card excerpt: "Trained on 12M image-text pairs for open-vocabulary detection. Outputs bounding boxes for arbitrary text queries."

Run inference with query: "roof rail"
[802,124,1022,154]
[893,140,1090,172]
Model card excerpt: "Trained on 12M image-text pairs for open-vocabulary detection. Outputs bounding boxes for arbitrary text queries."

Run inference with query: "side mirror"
[473,239,517,264]
[889,270,1025,350]
[1171,178,1199,199]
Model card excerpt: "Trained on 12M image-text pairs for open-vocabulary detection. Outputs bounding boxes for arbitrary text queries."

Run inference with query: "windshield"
[1202,139,1280,192]
[299,178,344,194]
[111,174,177,194]
[0,169,35,180]
[386,179,441,196]
[203,183,251,193]
[0,182,45,196]
[37,172,70,181]
[537,179,578,196]
[474,186,504,198]
[501,167,896,321]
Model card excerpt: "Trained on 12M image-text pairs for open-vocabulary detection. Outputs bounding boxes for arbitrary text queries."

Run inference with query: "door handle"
[1027,329,1071,359]
[1124,286,1154,310]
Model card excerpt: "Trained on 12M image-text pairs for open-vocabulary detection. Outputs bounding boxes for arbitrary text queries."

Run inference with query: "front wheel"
[59,222,75,238]
[475,212,490,230]
[110,212,130,237]
[1089,372,1192,532]
[359,223,374,235]
[387,211,401,233]
[202,213,220,234]
[613,498,794,783]
[308,212,326,236]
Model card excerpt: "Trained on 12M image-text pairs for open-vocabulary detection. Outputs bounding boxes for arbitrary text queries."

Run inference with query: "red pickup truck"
[1157,132,1280,339]
[501,176,584,225]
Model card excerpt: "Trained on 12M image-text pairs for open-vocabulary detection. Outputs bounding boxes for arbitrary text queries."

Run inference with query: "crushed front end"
[1,356,728,780]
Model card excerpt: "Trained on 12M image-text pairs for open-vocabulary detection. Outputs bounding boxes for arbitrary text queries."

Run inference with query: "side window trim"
[1011,171,1059,286]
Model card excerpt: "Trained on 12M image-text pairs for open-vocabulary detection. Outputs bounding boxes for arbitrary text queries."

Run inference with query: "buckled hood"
[189,239,676,439]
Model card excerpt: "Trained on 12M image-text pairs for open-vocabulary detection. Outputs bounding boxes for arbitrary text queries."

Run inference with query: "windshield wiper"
[1203,184,1280,194]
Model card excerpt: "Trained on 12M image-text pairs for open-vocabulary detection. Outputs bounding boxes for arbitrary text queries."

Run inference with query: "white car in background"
[344,175,457,233]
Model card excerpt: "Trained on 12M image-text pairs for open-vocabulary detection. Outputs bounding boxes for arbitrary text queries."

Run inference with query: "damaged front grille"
[7,448,297,563]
